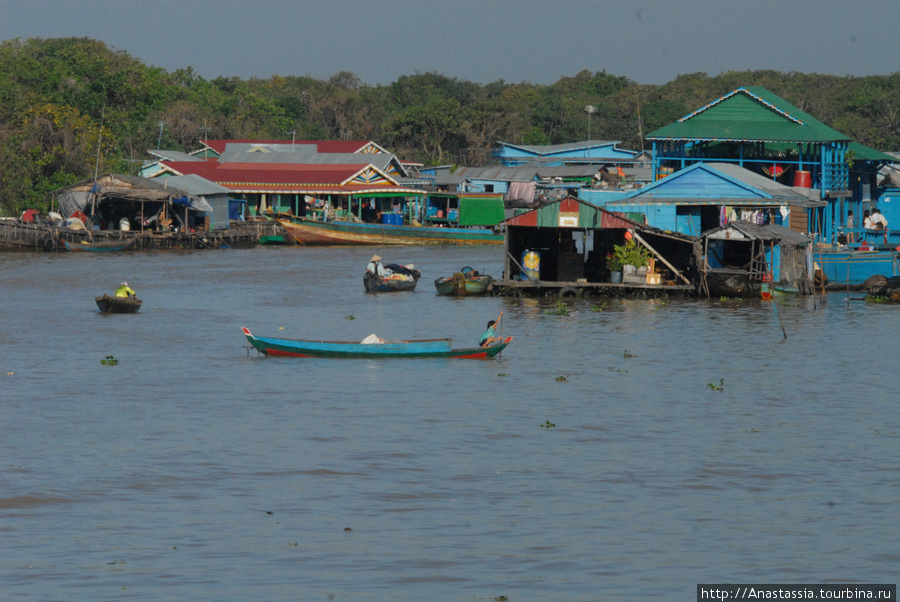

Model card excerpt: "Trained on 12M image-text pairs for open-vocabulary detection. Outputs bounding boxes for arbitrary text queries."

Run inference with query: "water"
[1,246,898,601]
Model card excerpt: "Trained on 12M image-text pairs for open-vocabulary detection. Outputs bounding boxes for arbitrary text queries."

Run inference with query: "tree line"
[2,36,900,215]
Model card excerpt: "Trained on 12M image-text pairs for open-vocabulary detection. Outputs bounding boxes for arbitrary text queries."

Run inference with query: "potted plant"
[607,248,626,283]
[610,239,651,282]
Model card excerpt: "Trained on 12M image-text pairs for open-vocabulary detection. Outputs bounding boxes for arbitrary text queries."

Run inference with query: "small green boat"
[434,267,493,296]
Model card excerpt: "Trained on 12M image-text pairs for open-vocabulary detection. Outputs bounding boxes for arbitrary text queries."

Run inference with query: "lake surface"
[1,245,898,601]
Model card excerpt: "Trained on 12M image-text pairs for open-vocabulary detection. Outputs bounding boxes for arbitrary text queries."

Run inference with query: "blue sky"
[2,0,899,86]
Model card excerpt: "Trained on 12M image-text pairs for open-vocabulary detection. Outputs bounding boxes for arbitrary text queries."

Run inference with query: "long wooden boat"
[65,239,134,252]
[815,247,898,287]
[95,294,142,313]
[364,263,421,293]
[274,213,503,246]
[242,327,512,359]
[434,268,493,296]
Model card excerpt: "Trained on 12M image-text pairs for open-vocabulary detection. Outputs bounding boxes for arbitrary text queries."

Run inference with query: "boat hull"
[364,272,418,292]
[815,249,898,286]
[434,274,493,296]
[242,327,511,359]
[65,239,134,252]
[276,215,503,246]
[95,294,142,313]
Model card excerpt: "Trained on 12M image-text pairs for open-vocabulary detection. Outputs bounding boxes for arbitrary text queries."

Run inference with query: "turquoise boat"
[814,248,899,287]
[242,327,512,359]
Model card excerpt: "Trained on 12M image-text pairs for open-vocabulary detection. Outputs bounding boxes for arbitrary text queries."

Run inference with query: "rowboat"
[95,294,142,313]
[434,267,493,296]
[274,214,503,246]
[242,327,512,359]
[65,239,134,252]
[364,263,421,293]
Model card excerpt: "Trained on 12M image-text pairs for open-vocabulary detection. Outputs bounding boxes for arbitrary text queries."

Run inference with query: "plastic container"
[522,250,540,280]
[793,170,812,188]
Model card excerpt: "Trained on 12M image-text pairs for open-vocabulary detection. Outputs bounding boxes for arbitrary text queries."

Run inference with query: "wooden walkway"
[490,279,696,298]
[0,219,286,252]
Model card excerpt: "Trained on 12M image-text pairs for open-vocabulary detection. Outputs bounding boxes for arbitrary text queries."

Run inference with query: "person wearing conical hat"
[367,255,386,276]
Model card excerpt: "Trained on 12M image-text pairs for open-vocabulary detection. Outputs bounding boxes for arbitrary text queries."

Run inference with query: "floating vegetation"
[497,373,509,377]
[101,355,118,366]
[623,350,634,358]
[707,379,725,391]
[555,375,568,382]
[719,296,745,302]
[865,295,889,304]
[608,367,628,373]
[545,300,570,316]
[591,302,607,312]
[345,314,356,320]
[540,420,556,428]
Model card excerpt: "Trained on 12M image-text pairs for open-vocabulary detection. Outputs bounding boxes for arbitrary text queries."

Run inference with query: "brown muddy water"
[1,245,898,601]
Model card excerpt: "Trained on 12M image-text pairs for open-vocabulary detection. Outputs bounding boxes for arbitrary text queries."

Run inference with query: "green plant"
[544,300,570,315]
[623,349,634,358]
[101,355,118,366]
[707,379,725,391]
[591,302,607,312]
[608,238,651,271]
[540,420,556,428]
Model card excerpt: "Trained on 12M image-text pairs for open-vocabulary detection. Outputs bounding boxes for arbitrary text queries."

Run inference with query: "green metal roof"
[849,141,899,163]
[646,87,851,143]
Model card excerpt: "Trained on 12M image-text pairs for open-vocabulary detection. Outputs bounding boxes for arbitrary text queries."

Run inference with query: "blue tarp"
[228,199,247,221]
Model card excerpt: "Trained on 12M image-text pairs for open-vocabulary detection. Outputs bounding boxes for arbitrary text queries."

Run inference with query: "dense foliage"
[2,37,900,215]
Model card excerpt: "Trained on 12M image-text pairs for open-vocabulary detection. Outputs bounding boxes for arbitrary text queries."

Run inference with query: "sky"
[2,0,900,86]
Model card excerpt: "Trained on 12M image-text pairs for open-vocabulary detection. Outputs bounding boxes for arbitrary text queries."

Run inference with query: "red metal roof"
[202,139,375,154]
[158,160,417,195]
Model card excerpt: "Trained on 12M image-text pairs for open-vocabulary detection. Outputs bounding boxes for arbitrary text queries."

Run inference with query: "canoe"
[434,267,493,296]
[364,263,421,293]
[275,214,503,246]
[95,294,142,314]
[242,327,512,359]
[65,239,134,252]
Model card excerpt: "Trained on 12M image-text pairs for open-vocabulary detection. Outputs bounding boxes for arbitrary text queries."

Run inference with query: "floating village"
[5,86,900,302]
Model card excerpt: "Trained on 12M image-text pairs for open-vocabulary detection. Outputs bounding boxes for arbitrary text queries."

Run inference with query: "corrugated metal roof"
[202,139,377,154]
[217,150,397,171]
[498,140,622,154]
[163,174,232,196]
[704,221,812,245]
[147,150,202,162]
[456,165,598,181]
[609,163,826,208]
[647,87,850,143]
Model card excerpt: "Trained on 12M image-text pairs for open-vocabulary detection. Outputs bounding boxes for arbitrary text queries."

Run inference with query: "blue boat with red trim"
[242,327,511,359]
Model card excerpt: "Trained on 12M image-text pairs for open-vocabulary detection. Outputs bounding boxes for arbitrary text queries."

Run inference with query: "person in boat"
[115,281,136,298]
[366,255,388,277]
[480,311,504,347]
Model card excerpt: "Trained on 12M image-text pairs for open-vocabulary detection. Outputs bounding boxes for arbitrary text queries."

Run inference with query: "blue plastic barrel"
[522,250,540,280]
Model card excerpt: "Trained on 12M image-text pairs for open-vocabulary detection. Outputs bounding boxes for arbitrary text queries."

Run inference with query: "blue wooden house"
[606,162,824,238]
[642,87,899,284]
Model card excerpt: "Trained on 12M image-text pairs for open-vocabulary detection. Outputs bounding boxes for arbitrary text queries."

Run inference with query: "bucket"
[522,250,540,280]
[793,170,812,188]
[610,271,623,284]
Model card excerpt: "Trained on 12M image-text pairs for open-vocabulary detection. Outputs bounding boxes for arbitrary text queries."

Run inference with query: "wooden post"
[631,230,692,285]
